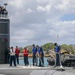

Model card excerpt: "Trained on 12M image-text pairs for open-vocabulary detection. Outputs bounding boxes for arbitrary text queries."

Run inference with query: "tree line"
[20,43,75,55]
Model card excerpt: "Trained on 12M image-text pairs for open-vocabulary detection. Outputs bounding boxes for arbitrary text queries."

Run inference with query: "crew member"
[38,47,44,67]
[54,43,61,67]
[23,47,29,66]
[9,47,16,66]
[15,46,20,65]
[32,44,37,66]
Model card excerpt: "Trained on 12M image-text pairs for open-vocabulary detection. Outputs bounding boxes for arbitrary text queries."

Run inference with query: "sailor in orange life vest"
[23,47,29,66]
[15,46,20,65]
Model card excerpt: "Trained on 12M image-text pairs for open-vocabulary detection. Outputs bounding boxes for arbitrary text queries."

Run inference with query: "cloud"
[37,4,51,12]
[26,8,34,13]
[48,20,75,40]
[8,0,25,9]
[55,0,75,13]
[11,29,35,45]
[1,0,75,46]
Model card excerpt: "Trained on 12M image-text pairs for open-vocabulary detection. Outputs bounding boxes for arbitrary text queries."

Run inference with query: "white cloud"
[37,4,51,12]
[8,0,25,9]
[55,0,75,13]
[48,20,75,43]
[1,0,75,46]
[26,8,34,13]
[11,29,35,44]
[37,0,48,3]
[37,6,46,12]
[12,29,34,39]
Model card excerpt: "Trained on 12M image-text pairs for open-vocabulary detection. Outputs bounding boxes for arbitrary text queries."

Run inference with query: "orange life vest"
[23,49,28,56]
[15,48,20,55]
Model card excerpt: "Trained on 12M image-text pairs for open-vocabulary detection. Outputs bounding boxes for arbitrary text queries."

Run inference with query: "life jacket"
[32,47,37,54]
[15,48,20,55]
[23,49,28,56]
[55,46,60,52]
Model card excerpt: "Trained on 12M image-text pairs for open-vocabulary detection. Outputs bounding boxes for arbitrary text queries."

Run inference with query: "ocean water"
[19,57,48,66]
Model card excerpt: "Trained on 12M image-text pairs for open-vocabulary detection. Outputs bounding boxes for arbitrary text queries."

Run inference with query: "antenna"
[57,34,59,44]
[4,3,8,9]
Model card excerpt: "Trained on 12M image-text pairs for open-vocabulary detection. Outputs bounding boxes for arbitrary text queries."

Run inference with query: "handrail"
[0,14,8,18]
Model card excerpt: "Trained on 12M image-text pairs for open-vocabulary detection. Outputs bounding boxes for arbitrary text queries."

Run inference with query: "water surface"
[19,57,48,66]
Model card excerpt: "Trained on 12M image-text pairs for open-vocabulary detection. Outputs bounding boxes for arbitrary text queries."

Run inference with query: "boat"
[47,49,75,67]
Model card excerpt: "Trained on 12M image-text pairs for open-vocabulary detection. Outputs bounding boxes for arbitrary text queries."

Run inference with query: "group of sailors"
[7,46,20,66]
[32,44,44,67]
[7,44,44,67]
[5,43,61,68]
[0,6,8,17]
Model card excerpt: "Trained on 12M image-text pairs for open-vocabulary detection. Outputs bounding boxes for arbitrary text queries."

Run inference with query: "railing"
[0,14,8,18]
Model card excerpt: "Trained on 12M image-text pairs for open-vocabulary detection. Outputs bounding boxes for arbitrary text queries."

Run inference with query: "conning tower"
[0,4,10,64]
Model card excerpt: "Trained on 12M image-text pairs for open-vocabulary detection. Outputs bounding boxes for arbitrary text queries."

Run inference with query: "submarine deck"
[0,64,75,75]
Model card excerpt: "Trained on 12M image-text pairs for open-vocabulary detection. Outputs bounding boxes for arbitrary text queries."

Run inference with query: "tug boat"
[47,50,75,67]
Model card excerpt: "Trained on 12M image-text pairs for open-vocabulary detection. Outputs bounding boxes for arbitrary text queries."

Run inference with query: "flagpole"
[57,34,59,44]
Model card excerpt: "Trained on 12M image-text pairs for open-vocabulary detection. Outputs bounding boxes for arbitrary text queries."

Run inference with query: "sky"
[0,0,75,47]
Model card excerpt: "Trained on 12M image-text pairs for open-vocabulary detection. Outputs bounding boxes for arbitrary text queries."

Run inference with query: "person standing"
[32,44,37,66]
[35,45,39,66]
[15,46,20,65]
[9,47,16,66]
[54,43,61,67]
[5,47,10,63]
[23,47,29,66]
[38,47,44,67]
